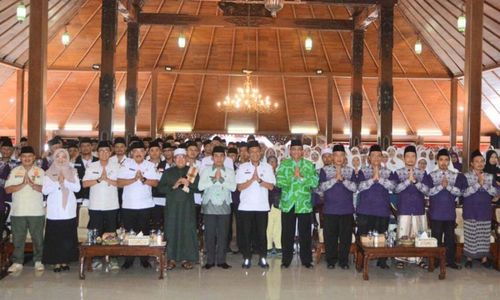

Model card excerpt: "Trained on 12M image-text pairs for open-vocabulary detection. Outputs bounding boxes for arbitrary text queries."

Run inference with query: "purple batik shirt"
[317,165,357,215]
[356,166,395,217]
[393,168,432,216]
[428,169,464,221]
[462,171,499,221]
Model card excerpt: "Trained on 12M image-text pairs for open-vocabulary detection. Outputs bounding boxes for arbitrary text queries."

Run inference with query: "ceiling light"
[16,1,27,23]
[163,125,192,133]
[165,66,173,71]
[64,124,92,131]
[46,124,59,131]
[457,14,466,33]
[417,129,442,136]
[9,98,14,104]
[264,0,284,17]
[91,64,100,70]
[414,38,423,55]
[178,33,186,48]
[291,127,318,135]
[227,126,255,134]
[315,69,323,75]
[304,36,313,52]
[61,26,70,46]
[459,106,464,112]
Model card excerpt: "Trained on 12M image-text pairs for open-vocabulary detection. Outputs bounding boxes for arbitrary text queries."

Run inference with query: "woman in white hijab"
[417,156,429,173]
[386,146,404,171]
[310,149,323,170]
[42,148,81,272]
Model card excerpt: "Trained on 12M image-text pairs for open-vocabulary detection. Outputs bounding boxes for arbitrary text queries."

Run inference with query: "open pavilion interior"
[0,0,499,299]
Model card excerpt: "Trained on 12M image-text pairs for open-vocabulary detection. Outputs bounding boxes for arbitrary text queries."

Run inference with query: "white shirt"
[42,173,81,220]
[117,158,157,209]
[83,161,120,211]
[109,155,127,166]
[235,161,276,211]
[200,156,234,173]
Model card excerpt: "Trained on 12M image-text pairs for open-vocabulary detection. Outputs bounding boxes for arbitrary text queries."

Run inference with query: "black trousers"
[281,207,312,266]
[323,214,353,266]
[356,214,389,264]
[151,205,164,231]
[117,188,124,227]
[122,208,152,263]
[88,209,118,234]
[239,211,268,260]
[430,220,456,265]
[204,214,230,265]
[0,210,5,238]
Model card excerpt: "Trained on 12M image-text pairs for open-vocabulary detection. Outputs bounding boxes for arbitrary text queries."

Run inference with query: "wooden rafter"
[354,4,378,30]
[407,79,443,131]
[63,72,99,126]
[332,77,348,125]
[361,84,378,126]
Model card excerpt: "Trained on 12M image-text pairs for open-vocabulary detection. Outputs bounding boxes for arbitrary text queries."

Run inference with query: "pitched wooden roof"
[0,0,498,137]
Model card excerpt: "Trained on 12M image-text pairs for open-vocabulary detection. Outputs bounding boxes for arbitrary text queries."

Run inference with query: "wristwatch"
[141,177,147,184]
[257,179,263,184]
[96,179,101,184]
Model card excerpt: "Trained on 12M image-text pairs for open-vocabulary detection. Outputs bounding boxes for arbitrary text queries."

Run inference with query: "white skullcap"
[173,148,187,157]
[321,148,333,156]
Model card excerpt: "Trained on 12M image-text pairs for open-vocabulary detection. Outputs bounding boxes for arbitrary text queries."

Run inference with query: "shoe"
[302,263,314,269]
[258,258,269,268]
[181,261,193,270]
[53,266,61,273]
[327,263,335,269]
[166,260,176,270]
[396,262,405,269]
[242,259,251,269]
[217,263,232,269]
[92,260,103,270]
[281,262,290,269]
[61,265,70,271]
[122,260,134,270]
[447,263,462,270]
[275,249,282,257]
[34,262,44,272]
[464,261,472,269]
[204,263,215,269]
[378,261,389,269]
[109,260,120,271]
[481,260,492,269]
[8,263,23,273]
[141,260,152,269]
[340,264,350,270]
[267,249,274,257]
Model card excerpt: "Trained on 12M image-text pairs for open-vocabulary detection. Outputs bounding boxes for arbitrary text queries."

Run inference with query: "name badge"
[92,171,99,174]
[74,163,82,167]
[129,168,136,171]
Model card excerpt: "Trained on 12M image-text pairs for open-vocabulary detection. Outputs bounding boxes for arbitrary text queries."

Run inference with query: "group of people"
[0,134,498,274]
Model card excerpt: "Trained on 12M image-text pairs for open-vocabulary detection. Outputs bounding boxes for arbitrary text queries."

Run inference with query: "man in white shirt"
[201,137,234,172]
[5,146,45,273]
[236,141,276,269]
[82,141,120,270]
[117,140,159,269]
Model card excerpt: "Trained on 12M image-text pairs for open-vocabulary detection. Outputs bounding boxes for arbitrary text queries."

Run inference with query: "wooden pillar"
[16,69,25,144]
[326,76,333,144]
[125,21,139,141]
[150,71,158,138]
[27,0,48,156]
[462,0,483,172]
[350,29,364,148]
[98,0,118,142]
[377,0,394,150]
[450,78,458,147]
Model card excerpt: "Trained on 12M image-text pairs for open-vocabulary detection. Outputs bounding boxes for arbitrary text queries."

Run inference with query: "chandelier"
[217,70,278,113]
[264,0,284,17]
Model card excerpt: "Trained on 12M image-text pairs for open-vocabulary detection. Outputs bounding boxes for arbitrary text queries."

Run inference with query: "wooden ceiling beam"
[138,13,354,31]
[0,59,22,70]
[354,5,378,30]
[46,66,451,79]
[192,0,383,6]
[117,0,144,22]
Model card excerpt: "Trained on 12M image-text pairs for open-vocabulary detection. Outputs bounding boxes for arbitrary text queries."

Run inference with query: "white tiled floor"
[0,254,498,300]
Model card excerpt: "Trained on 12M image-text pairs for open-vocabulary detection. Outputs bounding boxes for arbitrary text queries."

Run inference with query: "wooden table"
[79,244,166,280]
[355,241,446,281]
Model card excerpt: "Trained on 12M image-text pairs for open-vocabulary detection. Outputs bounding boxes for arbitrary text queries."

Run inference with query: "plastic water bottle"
[373,230,379,247]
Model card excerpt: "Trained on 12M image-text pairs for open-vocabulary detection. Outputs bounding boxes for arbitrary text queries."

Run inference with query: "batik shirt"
[356,166,395,217]
[317,165,357,215]
[428,168,463,221]
[276,158,319,214]
[393,167,432,215]
[462,171,498,221]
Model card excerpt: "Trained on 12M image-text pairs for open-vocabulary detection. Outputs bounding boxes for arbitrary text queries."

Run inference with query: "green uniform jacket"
[276,158,319,214]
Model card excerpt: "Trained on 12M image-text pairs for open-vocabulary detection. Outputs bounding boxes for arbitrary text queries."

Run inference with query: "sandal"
[181,261,193,270]
[418,261,428,270]
[166,260,176,270]
[396,262,405,269]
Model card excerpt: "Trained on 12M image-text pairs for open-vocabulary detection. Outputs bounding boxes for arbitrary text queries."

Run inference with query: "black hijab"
[484,150,499,182]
